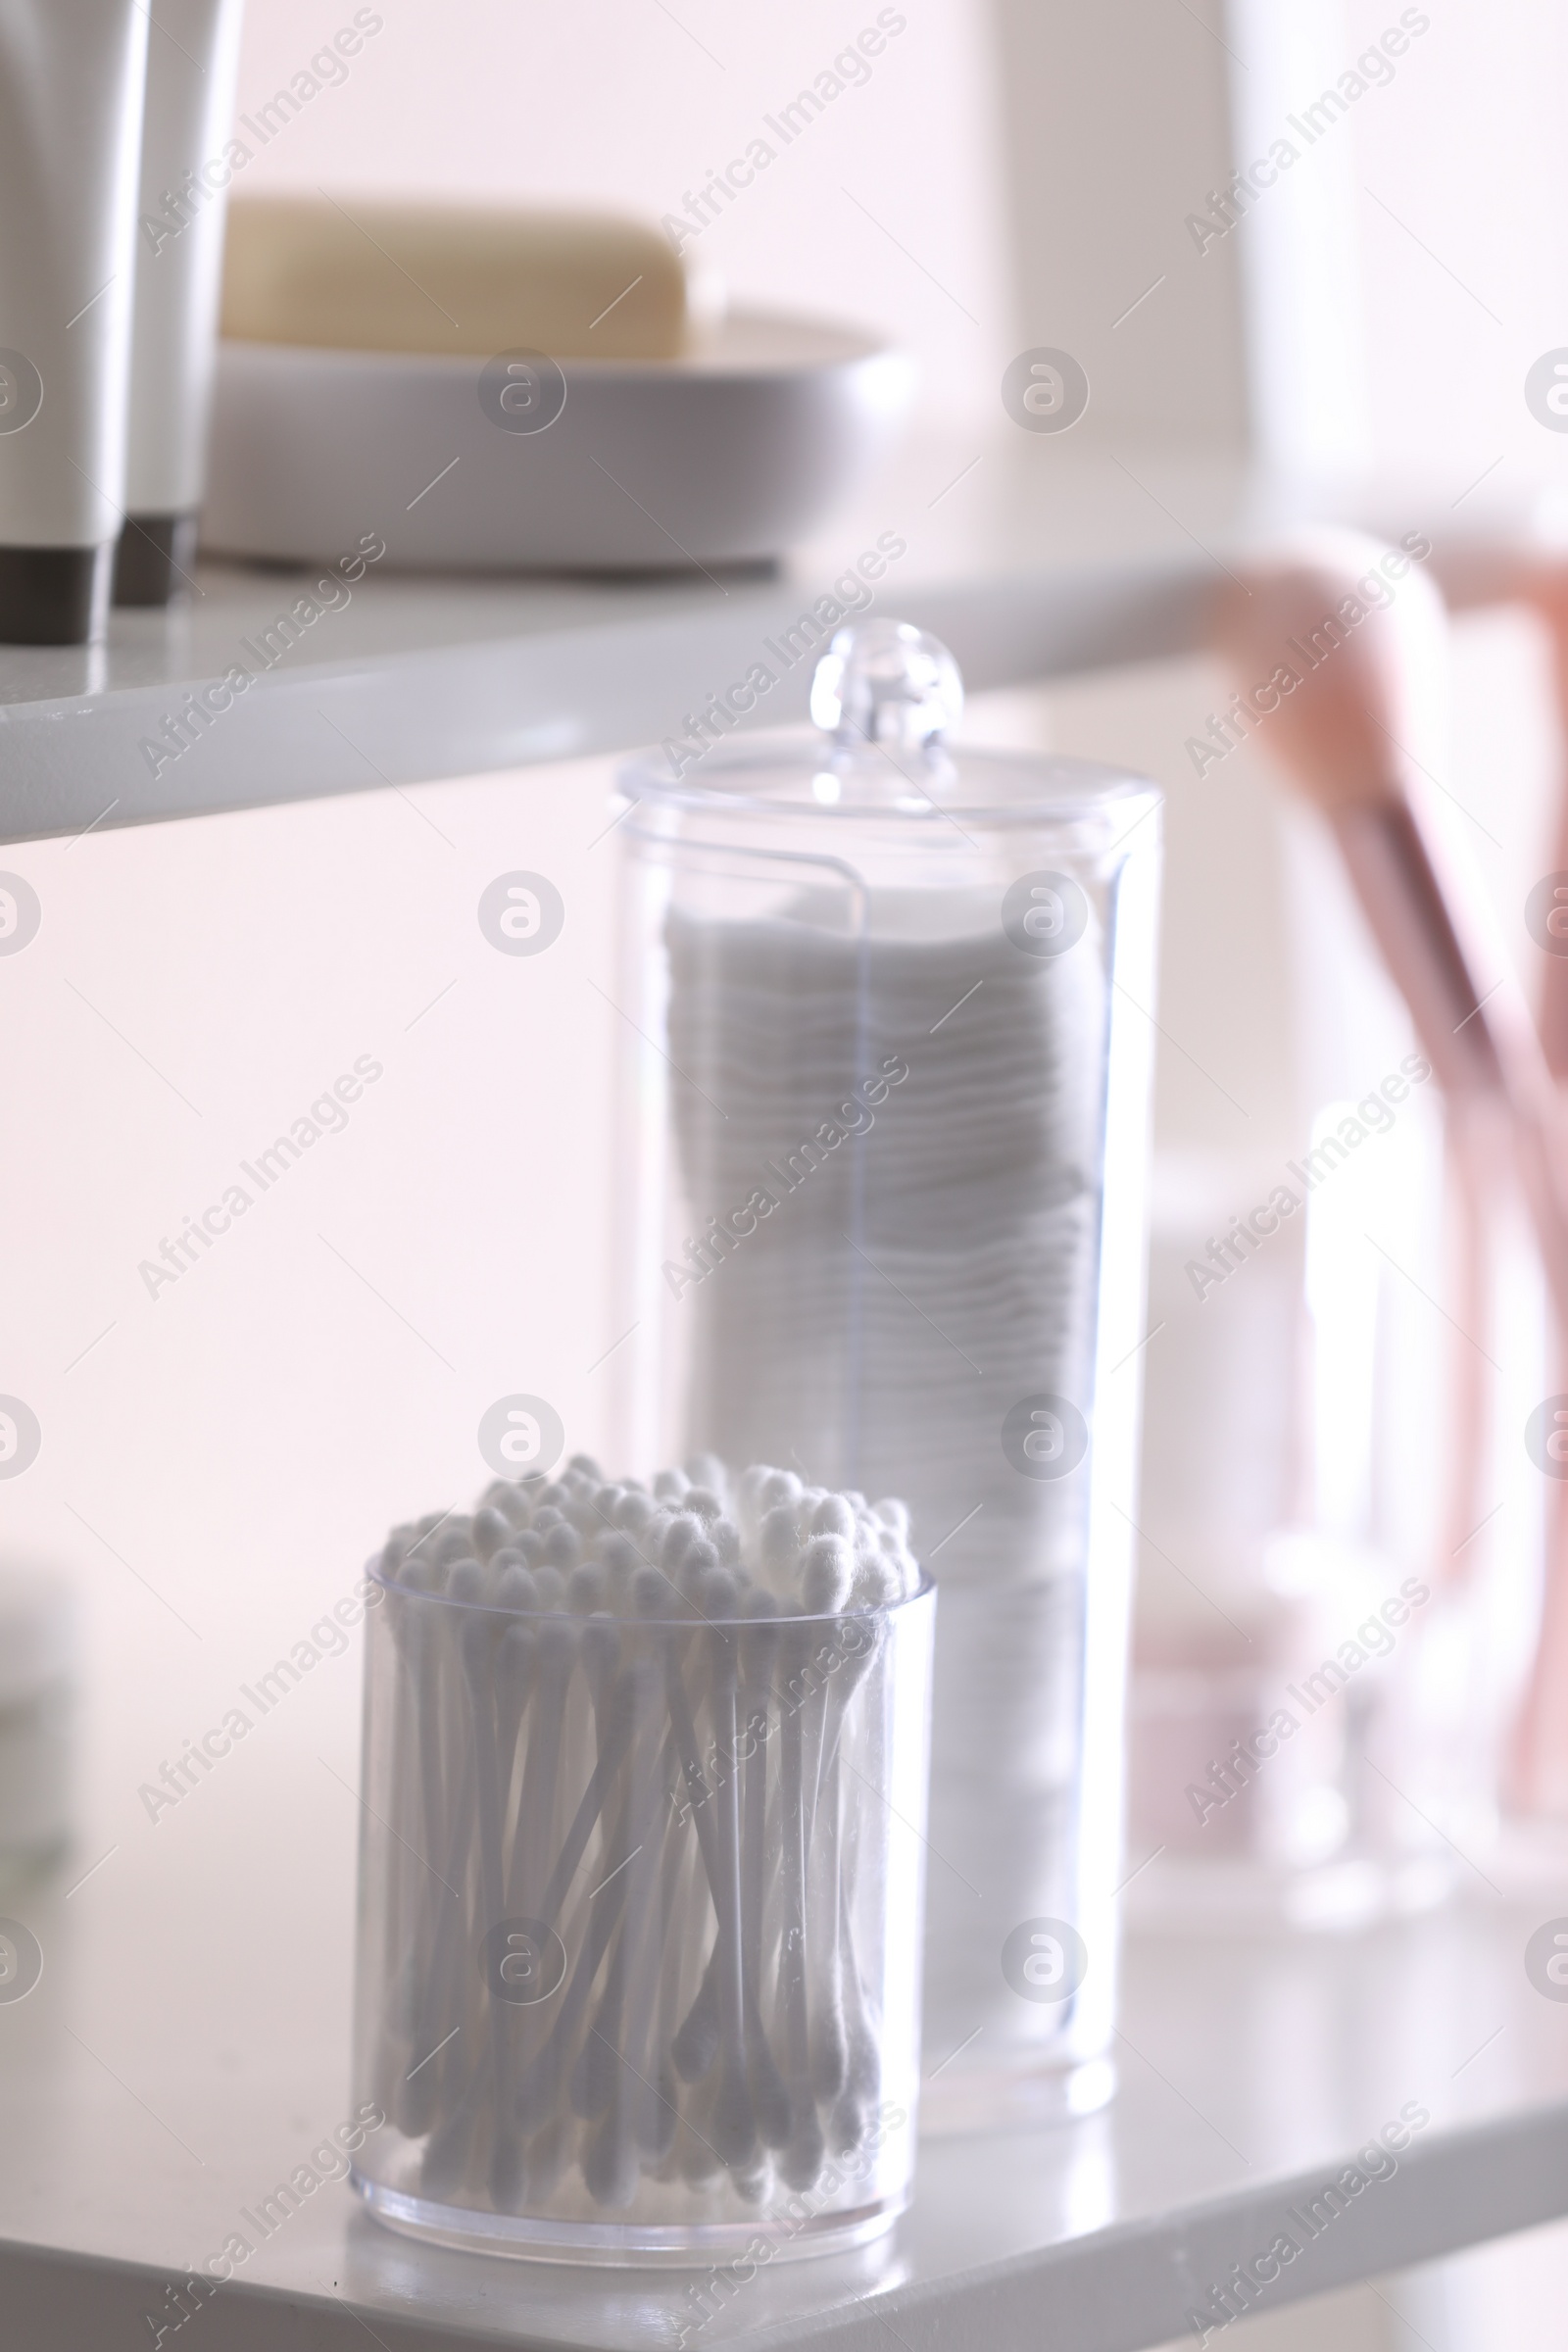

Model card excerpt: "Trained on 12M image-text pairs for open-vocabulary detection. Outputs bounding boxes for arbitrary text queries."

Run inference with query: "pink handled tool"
[1213,532,1568,1809]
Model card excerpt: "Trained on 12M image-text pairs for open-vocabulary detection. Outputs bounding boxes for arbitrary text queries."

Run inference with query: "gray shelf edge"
[7,2098,1566,2352]
[816,2101,1568,2352]
[0,556,1209,846]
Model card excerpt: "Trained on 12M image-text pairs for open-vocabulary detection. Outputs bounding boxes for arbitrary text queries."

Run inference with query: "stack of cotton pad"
[664,888,1103,1585]
[362,1453,923,2227]
[662,886,1106,2059]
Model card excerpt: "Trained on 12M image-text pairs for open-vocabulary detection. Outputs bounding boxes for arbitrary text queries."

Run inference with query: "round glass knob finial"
[810,617,964,752]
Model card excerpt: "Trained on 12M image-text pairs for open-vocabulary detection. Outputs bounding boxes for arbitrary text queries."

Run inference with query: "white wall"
[1341,0,1568,489]
[0,755,624,1815]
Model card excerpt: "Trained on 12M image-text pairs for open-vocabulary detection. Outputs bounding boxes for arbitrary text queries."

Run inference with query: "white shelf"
[3,1677,1567,2352]
[0,439,1517,845]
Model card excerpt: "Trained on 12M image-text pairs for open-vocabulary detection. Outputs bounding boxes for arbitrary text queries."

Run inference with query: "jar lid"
[0,1572,75,1708]
[619,616,1158,828]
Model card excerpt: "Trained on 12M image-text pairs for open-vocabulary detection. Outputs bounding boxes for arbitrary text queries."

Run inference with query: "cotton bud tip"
[596,1532,640,1578]
[711,1516,743,1564]
[704,1569,740,1619]
[495,1564,537,1613]
[802,1535,854,1615]
[662,1514,703,1570]
[682,1537,719,1582]
[447,1556,484,1607]
[632,1566,670,1618]
[543,1520,582,1570]
[760,1504,800,1575]
[853,1556,899,1609]
[568,1562,609,1615]
[483,1480,532,1529]
[532,1565,567,1612]
[470,1505,512,1561]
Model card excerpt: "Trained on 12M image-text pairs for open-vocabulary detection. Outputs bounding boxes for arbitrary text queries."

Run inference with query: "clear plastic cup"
[350,1547,935,2263]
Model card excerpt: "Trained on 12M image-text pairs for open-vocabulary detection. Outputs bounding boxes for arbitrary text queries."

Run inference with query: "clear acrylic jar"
[350,1536,934,2263]
[1126,1106,1482,1932]
[612,620,1161,2126]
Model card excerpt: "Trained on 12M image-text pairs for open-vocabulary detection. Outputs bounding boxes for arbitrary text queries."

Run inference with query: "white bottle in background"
[0,0,150,643]
[115,0,246,606]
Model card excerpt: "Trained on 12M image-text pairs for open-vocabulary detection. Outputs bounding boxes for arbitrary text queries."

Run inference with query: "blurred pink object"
[1214,533,1568,1813]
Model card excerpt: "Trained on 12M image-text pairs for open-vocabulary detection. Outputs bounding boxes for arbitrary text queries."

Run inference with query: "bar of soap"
[220,198,693,361]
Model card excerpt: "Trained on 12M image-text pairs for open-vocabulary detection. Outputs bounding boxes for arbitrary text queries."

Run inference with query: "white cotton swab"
[580,1652,671,2206]
[659,1589,757,2171]
[773,1610,825,2190]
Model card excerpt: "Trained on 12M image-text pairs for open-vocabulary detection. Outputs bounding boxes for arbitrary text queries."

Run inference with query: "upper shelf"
[0,437,1548,845]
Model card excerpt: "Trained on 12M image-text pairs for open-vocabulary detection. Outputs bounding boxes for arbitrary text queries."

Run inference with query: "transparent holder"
[613,621,1161,2126]
[1127,1076,1511,1933]
[1126,1540,1461,1933]
[350,1560,934,2264]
